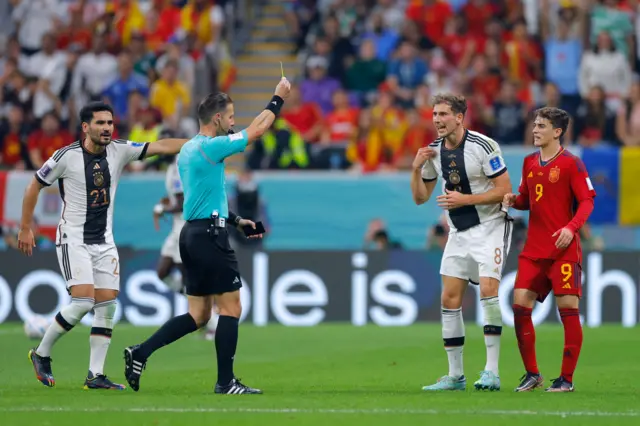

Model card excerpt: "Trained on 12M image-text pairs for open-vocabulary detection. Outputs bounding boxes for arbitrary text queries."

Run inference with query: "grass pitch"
[0,323,638,426]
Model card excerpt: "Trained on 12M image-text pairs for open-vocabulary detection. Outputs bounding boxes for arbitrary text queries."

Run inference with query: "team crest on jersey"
[549,166,560,183]
[449,171,460,185]
[94,172,104,187]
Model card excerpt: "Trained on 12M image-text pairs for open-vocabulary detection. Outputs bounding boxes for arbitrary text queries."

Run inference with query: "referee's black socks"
[215,315,239,385]
[138,314,198,359]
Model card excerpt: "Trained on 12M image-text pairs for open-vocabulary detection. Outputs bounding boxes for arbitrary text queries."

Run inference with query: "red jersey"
[516,148,596,264]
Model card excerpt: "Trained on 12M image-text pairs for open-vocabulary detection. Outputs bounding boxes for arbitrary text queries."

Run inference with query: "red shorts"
[514,256,582,302]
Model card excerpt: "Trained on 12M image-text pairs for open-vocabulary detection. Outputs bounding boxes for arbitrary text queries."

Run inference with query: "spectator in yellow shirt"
[149,60,191,128]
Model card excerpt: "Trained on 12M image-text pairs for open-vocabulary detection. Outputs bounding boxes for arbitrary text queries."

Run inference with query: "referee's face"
[432,103,460,139]
[215,103,235,136]
[85,111,114,146]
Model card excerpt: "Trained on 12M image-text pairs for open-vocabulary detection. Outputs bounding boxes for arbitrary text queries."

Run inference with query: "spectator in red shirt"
[56,5,93,52]
[281,86,324,143]
[405,0,453,45]
[0,105,29,170]
[322,89,360,144]
[462,0,496,38]
[27,112,73,169]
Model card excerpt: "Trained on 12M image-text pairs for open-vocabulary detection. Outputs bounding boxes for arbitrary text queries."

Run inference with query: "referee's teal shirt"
[178,130,248,220]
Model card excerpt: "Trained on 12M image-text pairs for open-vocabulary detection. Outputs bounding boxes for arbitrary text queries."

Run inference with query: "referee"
[124,77,291,395]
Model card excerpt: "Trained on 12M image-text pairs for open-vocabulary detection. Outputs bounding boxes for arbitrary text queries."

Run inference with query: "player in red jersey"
[503,107,596,393]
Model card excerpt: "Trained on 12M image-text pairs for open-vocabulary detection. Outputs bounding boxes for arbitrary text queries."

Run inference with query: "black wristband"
[265,95,284,116]
[228,211,242,225]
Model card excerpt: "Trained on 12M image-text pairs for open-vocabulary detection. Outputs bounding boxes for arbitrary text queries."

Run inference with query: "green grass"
[0,323,638,426]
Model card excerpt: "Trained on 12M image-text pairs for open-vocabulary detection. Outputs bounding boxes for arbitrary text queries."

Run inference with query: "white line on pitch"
[0,407,638,417]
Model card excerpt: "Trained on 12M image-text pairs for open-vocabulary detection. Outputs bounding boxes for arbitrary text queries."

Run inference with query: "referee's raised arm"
[243,77,291,143]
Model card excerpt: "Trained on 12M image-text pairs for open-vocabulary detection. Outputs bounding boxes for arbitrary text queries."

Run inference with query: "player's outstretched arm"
[244,78,291,144]
[145,138,189,157]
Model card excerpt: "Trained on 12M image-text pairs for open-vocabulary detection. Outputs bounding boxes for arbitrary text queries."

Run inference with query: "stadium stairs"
[227,1,298,171]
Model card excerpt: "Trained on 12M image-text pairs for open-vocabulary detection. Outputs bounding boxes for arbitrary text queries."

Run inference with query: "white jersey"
[165,155,186,229]
[421,129,508,233]
[35,139,149,245]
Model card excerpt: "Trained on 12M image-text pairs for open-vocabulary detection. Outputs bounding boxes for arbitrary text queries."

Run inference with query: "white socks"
[89,299,117,376]
[36,297,95,357]
[481,296,502,376]
[442,307,465,378]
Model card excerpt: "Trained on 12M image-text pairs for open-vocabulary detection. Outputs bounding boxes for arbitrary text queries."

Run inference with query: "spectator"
[440,14,480,71]
[321,89,359,144]
[179,0,225,58]
[129,32,158,80]
[372,0,406,33]
[149,59,191,130]
[11,0,63,55]
[483,79,527,145]
[72,33,118,106]
[28,33,67,121]
[246,119,310,170]
[542,7,583,116]
[155,40,196,93]
[372,229,403,250]
[0,104,29,169]
[396,19,436,61]
[464,53,501,107]
[361,12,399,62]
[386,41,428,108]
[300,55,341,115]
[503,19,541,86]
[574,85,619,147]
[27,112,72,169]
[285,0,320,54]
[103,51,149,119]
[280,85,324,144]
[462,0,497,38]
[316,15,356,83]
[589,0,634,62]
[344,39,387,106]
[56,5,93,52]
[128,103,163,144]
[405,0,453,46]
[579,30,632,110]
[616,80,640,146]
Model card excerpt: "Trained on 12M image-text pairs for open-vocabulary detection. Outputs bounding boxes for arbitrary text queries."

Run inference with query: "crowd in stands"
[2,0,640,173]
[266,0,640,172]
[0,0,231,171]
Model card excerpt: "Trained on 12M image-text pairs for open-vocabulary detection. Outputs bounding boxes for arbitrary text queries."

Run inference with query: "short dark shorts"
[179,219,242,296]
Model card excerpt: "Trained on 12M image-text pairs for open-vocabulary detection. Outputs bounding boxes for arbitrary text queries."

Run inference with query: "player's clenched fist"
[275,77,291,99]
[412,147,436,170]
[502,193,517,207]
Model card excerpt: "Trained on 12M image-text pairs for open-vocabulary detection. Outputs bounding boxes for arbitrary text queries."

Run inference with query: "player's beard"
[91,130,112,146]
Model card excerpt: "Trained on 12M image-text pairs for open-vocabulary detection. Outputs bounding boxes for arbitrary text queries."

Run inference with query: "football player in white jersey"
[18,101,187,389]
[154,154,187,293]
[410,94,513,392]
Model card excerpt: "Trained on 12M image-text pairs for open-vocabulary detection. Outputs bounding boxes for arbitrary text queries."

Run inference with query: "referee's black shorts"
[179,219,242,296]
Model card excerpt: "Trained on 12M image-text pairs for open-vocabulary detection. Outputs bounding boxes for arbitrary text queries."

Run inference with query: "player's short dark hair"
[79,102,114,125]
[534,107,570,138]
[432,93,468,116]
[198,92,233,125]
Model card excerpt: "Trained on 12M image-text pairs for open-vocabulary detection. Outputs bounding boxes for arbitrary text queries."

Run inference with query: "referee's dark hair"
[535,106,570,138]
[198,92,233,125]
[432,93,467,117]
[79,101,114,125]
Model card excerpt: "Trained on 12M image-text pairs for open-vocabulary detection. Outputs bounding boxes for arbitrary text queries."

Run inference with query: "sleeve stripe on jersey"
[34,173,51,187]
[52,141,80,161]
[487,167,507,179]
[422,177,437,182]
[467,135,493,155]
[138,143,150,161]
[429,138,443,147]
[113,139,128,144]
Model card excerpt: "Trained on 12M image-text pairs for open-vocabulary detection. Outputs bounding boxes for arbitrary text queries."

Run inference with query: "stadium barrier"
[0,249,637,327]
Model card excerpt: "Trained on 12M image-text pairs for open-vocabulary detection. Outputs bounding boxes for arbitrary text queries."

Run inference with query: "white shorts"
[160,225,183,264]
[56,243,120,292]
[440,218,513,284]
